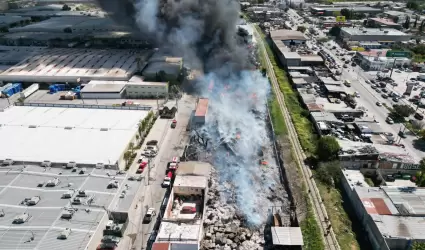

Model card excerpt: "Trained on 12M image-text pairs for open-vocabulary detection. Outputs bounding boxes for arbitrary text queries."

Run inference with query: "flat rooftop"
[270,29,307,41]
[173,175,207,189]
[81,82,126,93]
[0,165,140,250]
[0,48,153,83]
[341,27,409,36]
[156,221,201,243]
[195,98,208,117]
[0,106,148,165]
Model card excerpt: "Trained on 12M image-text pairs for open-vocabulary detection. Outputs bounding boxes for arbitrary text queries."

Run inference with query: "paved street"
[285,10,425,161]
[114,94,196,250]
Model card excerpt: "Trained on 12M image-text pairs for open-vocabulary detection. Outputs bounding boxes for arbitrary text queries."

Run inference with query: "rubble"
[201,168,265,250]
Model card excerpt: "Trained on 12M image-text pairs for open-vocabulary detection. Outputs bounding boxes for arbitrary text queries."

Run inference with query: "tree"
[412,241,425,250]
[403,16,411,30]
[123,151,132,167]
[315,161,342,186]
[316,136,341,162]
[296,26,307,33]
[407,1,419,10]
[128,142,134,153]
[328,26,341,37]
[63,27,72,33]
[136,134,140,143]
[412,120,425,130]
[414,15,419,28]
[62,4,71,11]
[393,104,415,117]
[340,8,352,19]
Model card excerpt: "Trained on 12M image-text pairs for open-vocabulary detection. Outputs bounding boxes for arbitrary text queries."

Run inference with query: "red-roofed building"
[366,18,402,30]
[191,98,208,127]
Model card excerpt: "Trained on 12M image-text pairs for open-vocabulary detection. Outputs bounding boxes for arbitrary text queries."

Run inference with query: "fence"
[15,102,152,111]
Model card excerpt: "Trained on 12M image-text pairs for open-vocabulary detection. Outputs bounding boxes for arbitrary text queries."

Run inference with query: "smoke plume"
[96,0,277,225]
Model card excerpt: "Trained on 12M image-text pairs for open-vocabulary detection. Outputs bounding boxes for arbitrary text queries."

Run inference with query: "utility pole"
[389,58,397,78]
[156,92,159,111]
[147,158,151,186]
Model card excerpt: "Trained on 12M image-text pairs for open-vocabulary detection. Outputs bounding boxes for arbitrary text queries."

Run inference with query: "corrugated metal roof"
[371,198,392,215]
[271,227,304,246]
[383,186,425,215]
[195,98,208,117]
[152,242,170,250]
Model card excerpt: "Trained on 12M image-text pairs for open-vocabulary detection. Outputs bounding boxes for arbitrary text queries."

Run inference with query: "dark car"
[398,130,407,138]
[351,62,356,67]
[414,112,424,120]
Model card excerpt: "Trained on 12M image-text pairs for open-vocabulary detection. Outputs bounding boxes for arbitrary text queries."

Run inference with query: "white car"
[354,92,360,98]
[386,117,394,124]
[142,150,157,157]
[162,177,171,187]
[376,102,382,106]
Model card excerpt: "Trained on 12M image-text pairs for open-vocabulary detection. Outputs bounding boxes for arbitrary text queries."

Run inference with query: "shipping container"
[20,83,39,99]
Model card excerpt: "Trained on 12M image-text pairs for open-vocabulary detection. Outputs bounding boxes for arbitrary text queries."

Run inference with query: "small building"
[191,98,208,127]
[310,5,383,16]
[357,50,411,71]
[125,75,169,98]
[271,227,304,249]
[80,82,126,99]
[141,56,183,82]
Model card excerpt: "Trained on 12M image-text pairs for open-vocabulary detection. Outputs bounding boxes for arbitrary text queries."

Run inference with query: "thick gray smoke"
[96,0,275,225]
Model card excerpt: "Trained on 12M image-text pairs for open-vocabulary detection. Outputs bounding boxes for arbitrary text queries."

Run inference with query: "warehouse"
[9,16,90,33]
[80,81,126,99]
[340,28,411,44]
[0,48,152,83]
[311,5,383,16]
[0,31,84,46]
[0,105,149,168]
[0,163,142,250]
[141,56,183,82]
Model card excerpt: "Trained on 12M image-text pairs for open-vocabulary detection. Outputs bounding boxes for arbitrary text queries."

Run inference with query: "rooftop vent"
[13,213,30,224]
[46,178,60,187]
[28,125,37,128]
[384,30,389,33]
[100,128,109,131]
[362,30,367,33]
[64,127,73,130]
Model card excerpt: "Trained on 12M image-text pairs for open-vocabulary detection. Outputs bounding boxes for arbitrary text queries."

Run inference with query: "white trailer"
[20,83,39,99]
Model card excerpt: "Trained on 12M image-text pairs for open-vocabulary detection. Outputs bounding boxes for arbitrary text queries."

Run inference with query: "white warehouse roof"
[0,106,148,165]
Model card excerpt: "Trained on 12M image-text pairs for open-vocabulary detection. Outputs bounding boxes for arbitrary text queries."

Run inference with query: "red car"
[136,163,147,173]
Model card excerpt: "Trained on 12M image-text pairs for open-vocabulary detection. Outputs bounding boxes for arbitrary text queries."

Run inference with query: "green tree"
[128,142,134,153]
[315,161,342,186]
[414,15,419,28]
[123,151,132,167]
[404,16,411,30]
[340,8,352,19]
[393,104,415,117]
[328,26,341,37]
[407,1,419,10]
[136,134,140,143]
[296,26,307,33]
[412,241,425,250]
[316,136,341,162]
[62,4,71,11]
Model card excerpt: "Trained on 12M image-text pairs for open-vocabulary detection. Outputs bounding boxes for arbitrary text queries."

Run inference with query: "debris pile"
[201,168,265,250]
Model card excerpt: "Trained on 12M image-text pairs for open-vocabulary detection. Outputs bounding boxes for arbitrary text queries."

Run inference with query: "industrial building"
[141,55,183,82]
[340,28,411,45]
[270,30,307,47]
[8,16,129,34]
[270,30,323,69]
[0,163,142,250]
[152,161,211,250]
[0,48,153,83]
[81,76,169,99]
[341,172,425,250]
[310,5,383,16]
[356,49,411,71]
[0,105,149,168]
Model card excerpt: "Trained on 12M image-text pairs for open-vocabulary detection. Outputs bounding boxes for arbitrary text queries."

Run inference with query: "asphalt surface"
[286,10,424,161]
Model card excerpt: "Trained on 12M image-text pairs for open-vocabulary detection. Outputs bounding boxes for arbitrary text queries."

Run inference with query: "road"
[285,9,423,161]
[114,94,196,250]
[253,25,340,250]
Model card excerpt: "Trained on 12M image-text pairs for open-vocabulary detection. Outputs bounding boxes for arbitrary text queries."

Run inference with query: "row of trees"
[123,111,156,169]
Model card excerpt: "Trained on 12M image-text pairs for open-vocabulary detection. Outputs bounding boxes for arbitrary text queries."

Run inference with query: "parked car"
[143,208,156,224]
[381,93,388,99]
[171,119,177,128]
[398,130,407,138]
[376,102,382,106]
[142,150,157,157]
[386,117,394,124]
